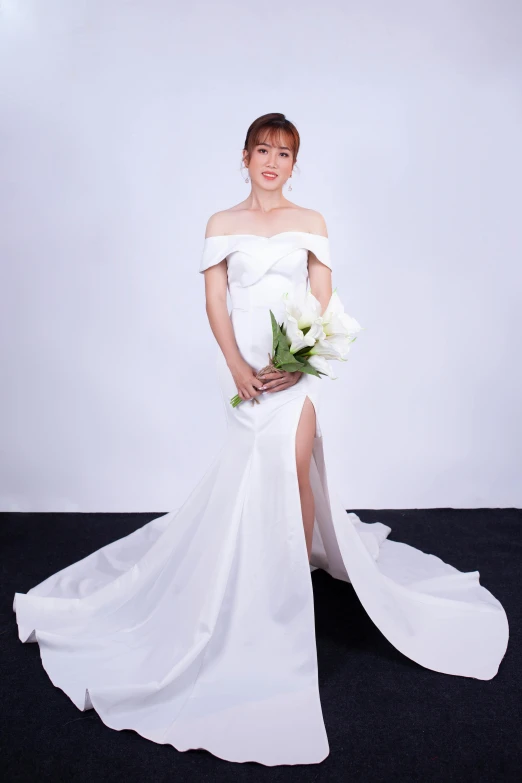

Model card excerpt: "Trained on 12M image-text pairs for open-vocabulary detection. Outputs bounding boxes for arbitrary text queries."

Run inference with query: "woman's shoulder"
[204,206,328,239]
[204,209,235,239]
[301,208,328,238]
[204,204,252,238]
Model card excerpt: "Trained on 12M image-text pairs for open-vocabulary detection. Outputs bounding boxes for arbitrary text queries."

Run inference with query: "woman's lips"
[262,172,277,179]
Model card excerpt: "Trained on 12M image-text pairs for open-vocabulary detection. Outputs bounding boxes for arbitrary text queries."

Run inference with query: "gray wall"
[1,0,520,511]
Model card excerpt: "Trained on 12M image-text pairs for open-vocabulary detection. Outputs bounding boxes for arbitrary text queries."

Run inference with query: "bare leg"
[295,396,317,562]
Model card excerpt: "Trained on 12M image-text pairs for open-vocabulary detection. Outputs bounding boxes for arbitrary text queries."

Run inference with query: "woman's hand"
[257,368,302,393]
[229,358,265,402]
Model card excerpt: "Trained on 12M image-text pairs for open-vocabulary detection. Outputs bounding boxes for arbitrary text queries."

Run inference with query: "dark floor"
[1,509,520,782]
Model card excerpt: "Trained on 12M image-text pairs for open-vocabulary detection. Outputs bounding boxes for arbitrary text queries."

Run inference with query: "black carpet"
[1,509,520,782]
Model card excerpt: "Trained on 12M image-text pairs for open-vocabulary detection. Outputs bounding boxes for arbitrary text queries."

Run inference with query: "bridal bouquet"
[230,288,363,407]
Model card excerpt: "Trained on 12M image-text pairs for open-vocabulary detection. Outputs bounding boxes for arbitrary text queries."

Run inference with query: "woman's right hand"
[229,359,265,402]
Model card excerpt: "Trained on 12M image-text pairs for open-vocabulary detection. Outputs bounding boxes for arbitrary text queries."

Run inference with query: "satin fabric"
[13,231,509,766]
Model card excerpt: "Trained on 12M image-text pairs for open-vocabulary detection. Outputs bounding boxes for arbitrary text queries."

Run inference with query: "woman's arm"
[202,215,264,402]
[307,212,332,316]
[202,261,243,371]
[308,256,333,316]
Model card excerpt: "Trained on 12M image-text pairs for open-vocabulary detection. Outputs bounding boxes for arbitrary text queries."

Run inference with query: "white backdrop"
[1,0,520,512]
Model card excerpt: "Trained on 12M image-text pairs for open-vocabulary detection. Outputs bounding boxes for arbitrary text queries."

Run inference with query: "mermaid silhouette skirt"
[13,233,509,766]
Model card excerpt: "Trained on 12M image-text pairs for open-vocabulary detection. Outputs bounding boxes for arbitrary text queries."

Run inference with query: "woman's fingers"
[268,371,302,392]
[239,387,261,400]
[263,370,298,392]
[266,377,294,392]
[237,369,302,399]
[266,378,287,390]
[254,370,281,391]
[257,372,284,387]
[237,369,268,400]
[244,377,264,398]
[259,370,285,379]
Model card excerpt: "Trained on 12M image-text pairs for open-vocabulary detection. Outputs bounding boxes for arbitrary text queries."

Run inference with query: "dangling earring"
[244,174,250,183]
[287,177,292,192]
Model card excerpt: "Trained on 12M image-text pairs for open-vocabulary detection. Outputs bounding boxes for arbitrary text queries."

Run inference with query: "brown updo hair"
[242,113,301,173]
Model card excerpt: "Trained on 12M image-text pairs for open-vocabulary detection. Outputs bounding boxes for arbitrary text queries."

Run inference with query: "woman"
[14,113,509,766]
[201,117,332,563]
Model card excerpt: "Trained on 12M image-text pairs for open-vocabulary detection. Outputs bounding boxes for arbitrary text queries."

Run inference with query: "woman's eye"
[257,148,289,157]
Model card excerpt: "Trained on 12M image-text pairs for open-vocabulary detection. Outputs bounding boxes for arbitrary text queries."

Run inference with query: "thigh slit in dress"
[13,232,509,766]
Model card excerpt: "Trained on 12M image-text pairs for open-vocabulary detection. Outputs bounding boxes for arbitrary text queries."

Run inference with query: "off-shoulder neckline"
[204,231,329,241]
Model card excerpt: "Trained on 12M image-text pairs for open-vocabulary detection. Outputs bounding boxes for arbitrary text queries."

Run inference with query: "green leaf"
[269,310,284,354]
[267,308,328,380]
[299,364,326,378]
[277,360,308,373]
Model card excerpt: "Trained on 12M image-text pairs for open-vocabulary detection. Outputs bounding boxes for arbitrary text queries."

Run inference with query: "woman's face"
[244,133,294,189]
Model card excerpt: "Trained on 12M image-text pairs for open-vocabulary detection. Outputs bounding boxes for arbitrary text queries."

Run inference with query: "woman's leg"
[295,396,317,561]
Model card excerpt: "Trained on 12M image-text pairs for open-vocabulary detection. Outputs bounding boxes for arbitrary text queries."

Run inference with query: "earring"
[287,177,292,192]
[244,175,250,183]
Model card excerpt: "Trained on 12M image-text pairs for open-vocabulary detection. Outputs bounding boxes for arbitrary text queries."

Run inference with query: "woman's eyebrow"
[257,142,291,150]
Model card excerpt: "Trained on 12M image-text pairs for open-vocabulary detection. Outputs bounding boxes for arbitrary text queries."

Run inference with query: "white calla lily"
[283,289,323,329]
[324,334,353,360]
[308,354,338,379]
[279,286,363,377]
[285,316,314,353]
[306,319,327,343]
[322,290,363,339]
[283,289,326,354]
[308,337,344,361]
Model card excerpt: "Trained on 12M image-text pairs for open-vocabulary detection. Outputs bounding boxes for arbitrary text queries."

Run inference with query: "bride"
[13,112,509,767]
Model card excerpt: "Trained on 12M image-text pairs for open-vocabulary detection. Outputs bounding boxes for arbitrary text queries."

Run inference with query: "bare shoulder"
[204,205,328,238]
[304,208,328,238]
[204,210,229,239]
[304,209,330,270]
[204,204,247,238]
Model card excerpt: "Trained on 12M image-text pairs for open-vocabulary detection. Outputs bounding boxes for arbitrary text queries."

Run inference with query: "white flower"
[323,333,353,361]
[285,316,325,353]
[281,287,362,376]
[283,289,325,354]
[283,289,323,329]
[322,290,362,339]
[308,354,338,379]
[308,337,343,361]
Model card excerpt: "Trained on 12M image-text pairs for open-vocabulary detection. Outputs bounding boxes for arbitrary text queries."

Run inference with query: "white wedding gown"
[13,231,509,766]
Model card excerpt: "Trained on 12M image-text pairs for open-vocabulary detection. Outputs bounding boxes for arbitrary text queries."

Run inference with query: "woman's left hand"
[257,369,302,393]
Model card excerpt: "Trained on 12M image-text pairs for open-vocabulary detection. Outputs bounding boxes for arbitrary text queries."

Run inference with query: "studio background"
[1,0,520,513]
